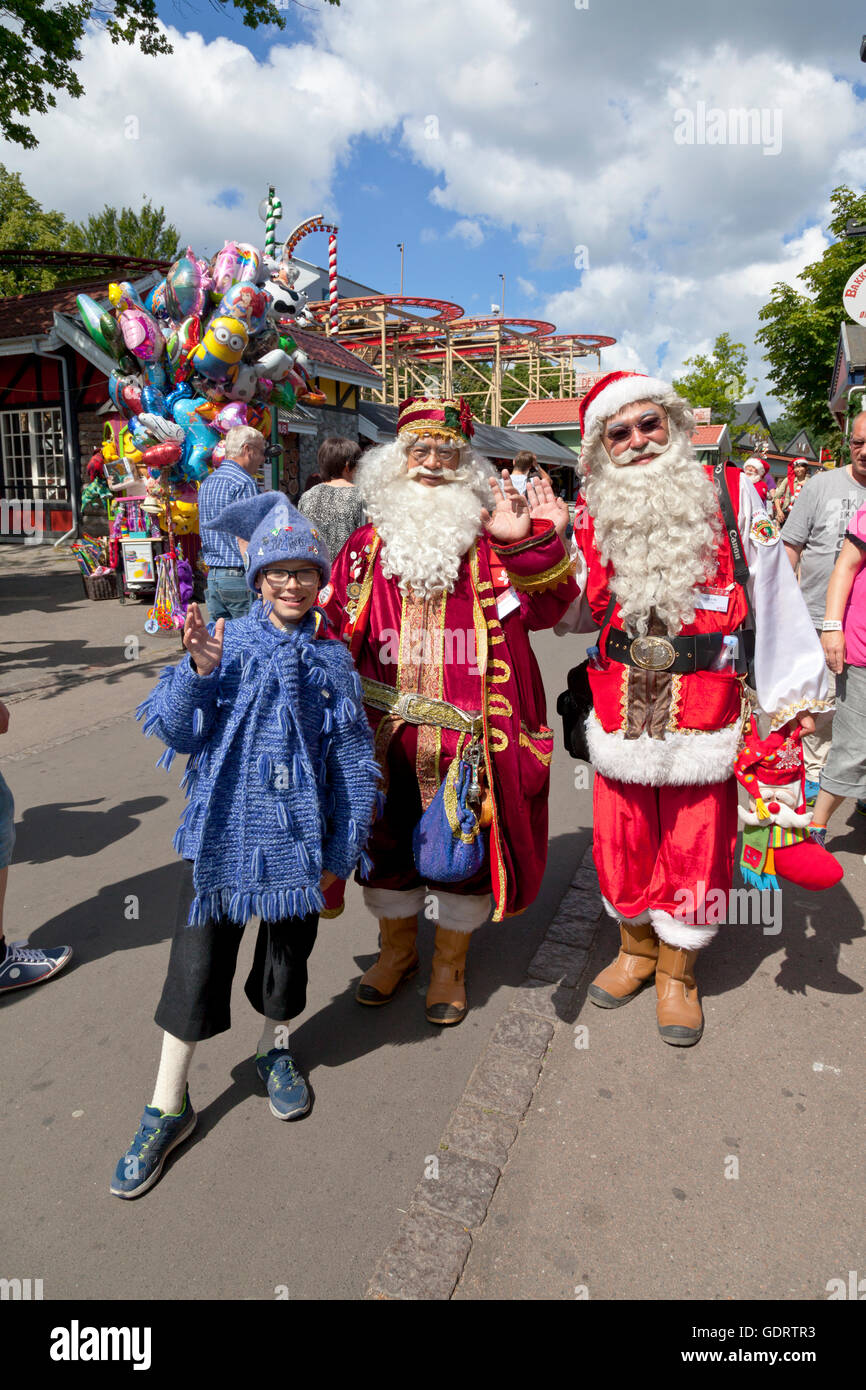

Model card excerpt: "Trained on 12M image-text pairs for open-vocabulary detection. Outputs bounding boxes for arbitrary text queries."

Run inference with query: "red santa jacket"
[319,520,577,919]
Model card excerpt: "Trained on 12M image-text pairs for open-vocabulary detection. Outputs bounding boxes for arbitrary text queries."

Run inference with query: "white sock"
[257,1018,292,1056]
[150,1031,197,1115]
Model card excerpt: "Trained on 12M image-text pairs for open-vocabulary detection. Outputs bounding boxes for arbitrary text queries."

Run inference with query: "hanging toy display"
[145,552,186,634]
[735,718,843,892]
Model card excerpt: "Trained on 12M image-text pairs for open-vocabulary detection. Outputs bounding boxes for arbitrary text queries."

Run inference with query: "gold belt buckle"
[629,635,676,671]
[393,692,422,723]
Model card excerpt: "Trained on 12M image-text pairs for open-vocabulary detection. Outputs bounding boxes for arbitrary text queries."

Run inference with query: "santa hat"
[742,456,769,475]
[578,371,675,438]
[735,721,806,810]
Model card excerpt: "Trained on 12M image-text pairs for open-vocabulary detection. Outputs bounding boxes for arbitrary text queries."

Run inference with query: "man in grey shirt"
[782,411,866,797]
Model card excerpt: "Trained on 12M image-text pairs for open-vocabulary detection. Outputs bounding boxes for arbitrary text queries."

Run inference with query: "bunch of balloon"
[75,238,322,630]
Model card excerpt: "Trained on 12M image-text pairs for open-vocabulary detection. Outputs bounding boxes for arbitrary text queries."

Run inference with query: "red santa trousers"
[592,772,738,950]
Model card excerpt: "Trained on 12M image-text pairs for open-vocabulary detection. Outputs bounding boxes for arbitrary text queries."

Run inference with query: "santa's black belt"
[604,627,754,674]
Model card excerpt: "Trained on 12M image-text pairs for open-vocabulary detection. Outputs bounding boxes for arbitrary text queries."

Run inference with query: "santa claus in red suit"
[556,372,831,1045]
[319,395,576,1025]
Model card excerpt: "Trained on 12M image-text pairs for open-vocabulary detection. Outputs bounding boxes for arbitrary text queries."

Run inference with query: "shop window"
[0,408,67,501]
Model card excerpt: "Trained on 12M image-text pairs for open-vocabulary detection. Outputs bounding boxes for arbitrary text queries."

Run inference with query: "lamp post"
[499,273,505,318]
[398,242,404,295]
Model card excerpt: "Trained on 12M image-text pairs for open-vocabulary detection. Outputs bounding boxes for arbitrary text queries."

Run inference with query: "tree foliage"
[68,200,179,261]
[756,185,866,448]
[672,332,755,427]
[0,0,341,149]
[0,163,70,294]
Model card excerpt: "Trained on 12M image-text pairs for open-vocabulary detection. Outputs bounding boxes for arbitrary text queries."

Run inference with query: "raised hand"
[481,470,531,545]
[183,603,224,677]
[525,474,570,539]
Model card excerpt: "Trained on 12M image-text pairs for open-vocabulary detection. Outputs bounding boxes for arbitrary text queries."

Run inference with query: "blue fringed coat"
[137,604,381,926]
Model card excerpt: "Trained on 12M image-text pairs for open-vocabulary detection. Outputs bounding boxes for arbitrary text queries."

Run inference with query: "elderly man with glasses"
[556,372,830,1045]
[318,394,576,1025]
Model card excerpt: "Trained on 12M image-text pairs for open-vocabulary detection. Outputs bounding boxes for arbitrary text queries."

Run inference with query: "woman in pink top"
[809,502,866,842]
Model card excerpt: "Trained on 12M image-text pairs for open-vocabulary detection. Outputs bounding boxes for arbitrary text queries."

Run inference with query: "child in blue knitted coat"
[111,492,379,1199]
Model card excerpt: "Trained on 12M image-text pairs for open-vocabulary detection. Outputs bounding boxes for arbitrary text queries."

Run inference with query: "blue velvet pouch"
[412,756,488,884]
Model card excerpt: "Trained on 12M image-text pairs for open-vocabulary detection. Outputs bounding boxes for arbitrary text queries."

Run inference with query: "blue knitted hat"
[211,490,330,589]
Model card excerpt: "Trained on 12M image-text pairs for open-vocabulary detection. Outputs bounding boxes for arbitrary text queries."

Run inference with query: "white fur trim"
[586,712,740,787]
[363,885,427,918]
[583,375,672,438]
[435,890,492,933]
[601,894,651,925]
[650,909,717,950]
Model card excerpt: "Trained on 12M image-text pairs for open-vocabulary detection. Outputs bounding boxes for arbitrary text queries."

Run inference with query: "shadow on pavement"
[11,796,168,864]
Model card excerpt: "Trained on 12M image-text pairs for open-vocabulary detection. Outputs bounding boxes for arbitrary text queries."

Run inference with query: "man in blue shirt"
[198,425,263,621]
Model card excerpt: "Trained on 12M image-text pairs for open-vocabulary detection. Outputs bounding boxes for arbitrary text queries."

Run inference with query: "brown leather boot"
[425,926,470,1026]
[355,917,420,1005]
[655,942,704,1046]
[588,919,658,1008]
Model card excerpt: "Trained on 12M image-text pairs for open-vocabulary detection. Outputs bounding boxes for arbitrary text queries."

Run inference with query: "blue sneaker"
[0,943,72,994]
[110,1089,197,1199]
[255,1049,310,1120]
[856,799,866,817]
[804,779,820,806]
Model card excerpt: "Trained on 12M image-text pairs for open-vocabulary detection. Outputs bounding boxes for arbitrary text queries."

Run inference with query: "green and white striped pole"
[265,186,282,258]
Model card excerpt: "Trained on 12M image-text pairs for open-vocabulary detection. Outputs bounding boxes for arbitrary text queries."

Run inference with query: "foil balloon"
[108,373,143,416]
[253,349,293,382]
[138,414,185,445]
[188,315,248,380]
[165,381,194,415]
[76,294,117,356]
[119,306,164,362]
[140,385,167,417]
[269,381,297,412]
[222,363,260,403]
[108,281,145,312]
[211,441,227,467]
[142,441,183,471]
[217,282,269,335]
[210,242,256,297]
[165,248,209,321]
[166,315,201,367]
[213,401,250,434]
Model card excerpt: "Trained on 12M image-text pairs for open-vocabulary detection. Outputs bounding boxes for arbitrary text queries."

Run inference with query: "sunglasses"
[605,412,667,446]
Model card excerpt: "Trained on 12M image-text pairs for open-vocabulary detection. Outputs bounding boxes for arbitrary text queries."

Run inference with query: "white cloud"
[516,277,536,298]
[449,218,484,247]
[4,0,866,408]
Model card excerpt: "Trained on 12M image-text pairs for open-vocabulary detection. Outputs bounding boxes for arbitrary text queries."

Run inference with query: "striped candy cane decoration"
[265,195,282,257]
[328,232,338,335]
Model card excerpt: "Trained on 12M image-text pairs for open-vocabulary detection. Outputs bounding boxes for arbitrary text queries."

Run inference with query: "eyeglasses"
[261,567,320,588]
[408,443,459,461]
[605,412,667,446]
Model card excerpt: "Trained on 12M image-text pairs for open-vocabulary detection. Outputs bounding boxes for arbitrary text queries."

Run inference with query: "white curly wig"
[355,433,495,599]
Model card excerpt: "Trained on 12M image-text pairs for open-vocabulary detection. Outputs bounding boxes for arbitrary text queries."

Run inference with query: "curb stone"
[364,840,605,1301]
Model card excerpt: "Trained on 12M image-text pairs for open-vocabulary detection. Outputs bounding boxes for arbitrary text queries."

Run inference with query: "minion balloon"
[188,315,248,381]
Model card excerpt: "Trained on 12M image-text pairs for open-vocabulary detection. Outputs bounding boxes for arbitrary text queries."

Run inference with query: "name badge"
[497,585,521,619]
[694,589,730,613]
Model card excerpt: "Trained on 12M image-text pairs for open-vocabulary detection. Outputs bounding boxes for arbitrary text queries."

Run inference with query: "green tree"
[0,1,341,149]
[68,200,179,261]
[756,185,866,448]
[0,163,71,294]
[672,332,756,426]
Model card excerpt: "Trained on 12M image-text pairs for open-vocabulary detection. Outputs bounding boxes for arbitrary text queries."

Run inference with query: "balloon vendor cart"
[108,498,163,605]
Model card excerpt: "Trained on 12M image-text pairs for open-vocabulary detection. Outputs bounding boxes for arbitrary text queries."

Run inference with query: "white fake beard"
[583,430,722,637]
[356,439,493,599]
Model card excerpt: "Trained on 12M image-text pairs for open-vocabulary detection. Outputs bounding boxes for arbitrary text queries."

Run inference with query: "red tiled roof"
[509,398,583,428]
[290,326,381,382]
[691,425,727,446]
[0,277,115,340]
